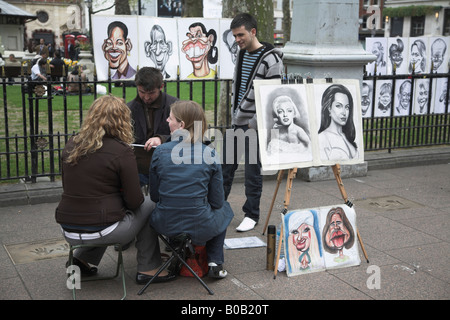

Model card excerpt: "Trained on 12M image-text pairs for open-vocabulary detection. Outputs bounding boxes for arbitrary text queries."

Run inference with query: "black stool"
[137,233,214,296]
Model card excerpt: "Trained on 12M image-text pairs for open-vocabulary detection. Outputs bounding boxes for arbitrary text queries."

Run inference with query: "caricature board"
[365,37,388,76]
[137,16,180,80]
[255,79,364,171]
[366,36,450,75]
[177,18,220,80]
[361,80,373,118]
[373,79,393,117]
[282,204,361,277]
[92,15,139,81]
[387,37,409,75]
[432,78,450,114]
[92,16,236,81]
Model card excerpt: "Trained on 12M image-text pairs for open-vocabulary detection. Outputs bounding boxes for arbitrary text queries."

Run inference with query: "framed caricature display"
[254,79,364,171]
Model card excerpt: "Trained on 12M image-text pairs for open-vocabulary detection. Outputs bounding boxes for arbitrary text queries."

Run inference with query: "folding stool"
[137,233,214,296]
[67,243,126,300]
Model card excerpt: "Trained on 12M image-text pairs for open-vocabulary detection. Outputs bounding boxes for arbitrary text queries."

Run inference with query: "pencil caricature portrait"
[361,81,373,118]
[317,84,359,161]
[387,37,408,74]
[375,81,393,116]
[414,79,429,114]
[394,80,412,116]
[433,78,449,114]
[430,37,449,73]
[409,38,427,74]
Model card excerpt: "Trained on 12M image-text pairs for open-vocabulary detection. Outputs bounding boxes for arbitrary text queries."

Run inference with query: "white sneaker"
[236,217,257,232]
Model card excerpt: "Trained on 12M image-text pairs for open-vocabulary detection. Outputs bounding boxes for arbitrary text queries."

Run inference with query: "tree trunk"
[115,0,131,15]
[282,0,291,43]
[181,0,204,17]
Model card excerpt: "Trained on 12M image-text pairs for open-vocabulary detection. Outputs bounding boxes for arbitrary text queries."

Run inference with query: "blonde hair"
[65,95,134,165]
[170,100,207,143]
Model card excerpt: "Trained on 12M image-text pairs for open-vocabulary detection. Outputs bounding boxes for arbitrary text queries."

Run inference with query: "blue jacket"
[149,131,234,245]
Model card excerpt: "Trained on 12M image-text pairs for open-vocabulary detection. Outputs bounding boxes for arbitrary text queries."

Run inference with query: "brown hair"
[65,95,134,164]
[170,100,207,143]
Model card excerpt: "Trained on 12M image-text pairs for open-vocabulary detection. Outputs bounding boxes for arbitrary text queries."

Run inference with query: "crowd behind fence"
[0,66,449,183]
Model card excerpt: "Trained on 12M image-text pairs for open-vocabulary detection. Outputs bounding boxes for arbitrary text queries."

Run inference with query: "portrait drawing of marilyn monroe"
[318,84,358,162]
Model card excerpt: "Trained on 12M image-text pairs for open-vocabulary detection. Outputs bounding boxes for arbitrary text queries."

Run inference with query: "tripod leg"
[137,255,175,295]
[357,230,369,263]
[262,170,284,235]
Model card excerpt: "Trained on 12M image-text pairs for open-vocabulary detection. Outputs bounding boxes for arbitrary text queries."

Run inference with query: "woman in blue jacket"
[149,100,234,278]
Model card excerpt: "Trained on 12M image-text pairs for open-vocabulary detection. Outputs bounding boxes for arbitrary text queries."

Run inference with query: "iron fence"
[0,69,449,183]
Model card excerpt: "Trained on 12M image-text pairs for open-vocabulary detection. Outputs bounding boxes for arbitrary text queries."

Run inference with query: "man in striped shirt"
[222,13,284,232]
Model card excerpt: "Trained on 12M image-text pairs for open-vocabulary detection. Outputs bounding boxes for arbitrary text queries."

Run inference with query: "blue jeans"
[222,124,262,223]
[206,230,227,265]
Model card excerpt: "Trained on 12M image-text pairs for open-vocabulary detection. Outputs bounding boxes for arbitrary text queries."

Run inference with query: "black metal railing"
[1,66,449,183]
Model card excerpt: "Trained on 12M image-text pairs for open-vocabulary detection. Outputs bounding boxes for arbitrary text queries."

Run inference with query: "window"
[410,16,425,37]
[444,9,450,35]
[390,17,403,37]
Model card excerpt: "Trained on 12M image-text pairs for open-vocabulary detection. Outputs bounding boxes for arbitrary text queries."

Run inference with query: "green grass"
[0,80,226,182]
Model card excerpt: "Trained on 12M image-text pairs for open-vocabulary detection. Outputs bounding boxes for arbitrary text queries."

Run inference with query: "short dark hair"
[230,13,257,33]
[107,21,128,39]
[38,58,47,66]
[134,67,163,91]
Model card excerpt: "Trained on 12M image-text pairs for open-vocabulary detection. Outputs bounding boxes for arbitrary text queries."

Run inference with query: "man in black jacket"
[127,67,178,187]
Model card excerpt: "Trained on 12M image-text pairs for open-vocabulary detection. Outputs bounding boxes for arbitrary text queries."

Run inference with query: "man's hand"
[144,137,162,151]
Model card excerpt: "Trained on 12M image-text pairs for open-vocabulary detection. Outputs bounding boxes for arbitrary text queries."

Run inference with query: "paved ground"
[0,147,449,308]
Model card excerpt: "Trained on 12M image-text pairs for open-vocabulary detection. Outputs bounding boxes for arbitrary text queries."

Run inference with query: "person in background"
[67,65,89,94]
[127,67,178,187]
[55,95,175,284]
[221,13,284,232]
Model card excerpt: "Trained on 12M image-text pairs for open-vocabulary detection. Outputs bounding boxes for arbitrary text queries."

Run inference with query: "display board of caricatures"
[91,15,233,81]
[282,204,361,277]
[254,79,364,172]
[364,36,450,116]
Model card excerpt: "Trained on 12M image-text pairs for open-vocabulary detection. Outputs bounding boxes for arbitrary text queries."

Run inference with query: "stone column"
[282,0,376,181]
[283,0,375,82]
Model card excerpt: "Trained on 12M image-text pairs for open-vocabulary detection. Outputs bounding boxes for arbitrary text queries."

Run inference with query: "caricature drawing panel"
[177,18,219,80]
[315,83,362,164]
[374,80,393,117]
[219,19,235,79]
[394,79,412,116]
[257,84,313,170]
[92,15,139,81]
[365,38,387,75]
[413,78,430,115]
[430,37,450,74]
[139,17,179,80]
[319,205,360,269]
[432,78,449,114]
[361,81,373,118]
[387,37,409,75]
[408,37,428,74]
[283,210,325,277]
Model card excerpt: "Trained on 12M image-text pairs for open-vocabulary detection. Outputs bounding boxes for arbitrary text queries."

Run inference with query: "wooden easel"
[263,164,369,279]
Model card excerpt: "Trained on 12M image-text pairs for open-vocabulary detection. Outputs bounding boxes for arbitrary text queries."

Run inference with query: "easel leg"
[331,164,369,263]
[262,170,284,235]
[273,168,297,278]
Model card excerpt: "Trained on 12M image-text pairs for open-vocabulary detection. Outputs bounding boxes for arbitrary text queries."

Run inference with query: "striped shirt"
[237,47,263,106]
